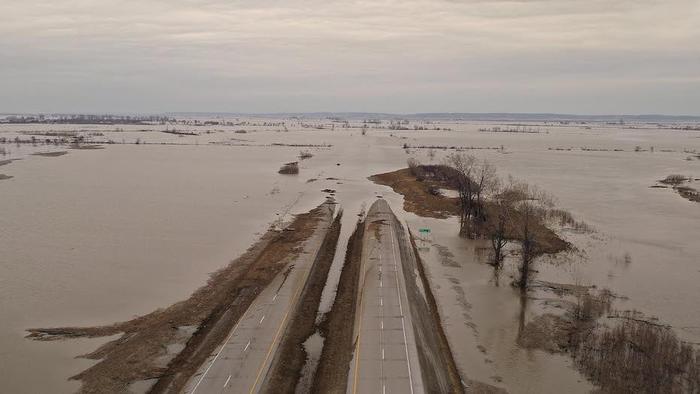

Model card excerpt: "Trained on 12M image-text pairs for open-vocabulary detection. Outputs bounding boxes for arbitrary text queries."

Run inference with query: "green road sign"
[419,228,431,234]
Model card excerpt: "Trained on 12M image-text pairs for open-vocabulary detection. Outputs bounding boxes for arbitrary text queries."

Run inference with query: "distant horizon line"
[2,111,700,120]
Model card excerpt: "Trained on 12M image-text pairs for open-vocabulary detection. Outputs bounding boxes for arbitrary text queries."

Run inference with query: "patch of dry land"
[370,167,460,218]
[370,165,569,255]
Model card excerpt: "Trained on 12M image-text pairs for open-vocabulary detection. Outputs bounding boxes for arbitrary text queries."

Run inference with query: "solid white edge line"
[190,307,250,393]
[389,223,415,394]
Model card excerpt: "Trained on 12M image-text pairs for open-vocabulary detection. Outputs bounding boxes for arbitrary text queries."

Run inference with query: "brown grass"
[369,168,460,218]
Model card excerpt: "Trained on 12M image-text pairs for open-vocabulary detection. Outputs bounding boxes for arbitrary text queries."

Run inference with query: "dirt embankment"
[27,201,332,394]
[370,167,568,255]
[310,216,366,394]
[262,210,343,393]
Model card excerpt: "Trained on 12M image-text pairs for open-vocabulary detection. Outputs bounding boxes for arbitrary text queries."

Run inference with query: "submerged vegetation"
[572,313,700,394]
[298,150,314,160]
[278,161,300,174]
[520,281,700,393]
[404,155,573,290]
[657,174,699,203]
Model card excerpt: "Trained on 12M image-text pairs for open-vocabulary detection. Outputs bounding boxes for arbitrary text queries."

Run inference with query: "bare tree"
[487,179,513,269]
[518,200,536,290]
[427,148,436,162]
[473,160,497,226]
[512,182,553,291]
[407,158,420,176]
[444,153,498,238]
[444,153,477,237]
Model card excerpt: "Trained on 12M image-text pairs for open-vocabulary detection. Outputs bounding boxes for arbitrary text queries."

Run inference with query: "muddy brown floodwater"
[1,118,699,393]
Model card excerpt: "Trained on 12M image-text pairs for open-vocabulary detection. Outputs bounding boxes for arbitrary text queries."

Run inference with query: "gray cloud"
[1,0,698,114]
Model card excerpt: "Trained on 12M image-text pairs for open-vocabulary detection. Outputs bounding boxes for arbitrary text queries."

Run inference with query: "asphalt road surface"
[184,204,333,394]
[184,199,439,394]
[347,199,425,394]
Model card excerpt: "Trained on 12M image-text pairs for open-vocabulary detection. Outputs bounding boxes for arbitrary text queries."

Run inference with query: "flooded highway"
[2,116,699,393]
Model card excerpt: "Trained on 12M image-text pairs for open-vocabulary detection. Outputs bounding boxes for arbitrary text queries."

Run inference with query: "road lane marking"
[190,303,253,394]
[352,244,370,394]
[243,340,251,352]
[272,293,278,301]
[248,265,311,394]
[380,298,383,306]
[381,320,384,329]
[382,348,385,360]
[259,315,265,325]
[224,375,232,388]
[389,223,415,394]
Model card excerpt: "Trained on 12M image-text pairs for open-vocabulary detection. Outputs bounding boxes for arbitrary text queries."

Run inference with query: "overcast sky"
[1,0,699,114]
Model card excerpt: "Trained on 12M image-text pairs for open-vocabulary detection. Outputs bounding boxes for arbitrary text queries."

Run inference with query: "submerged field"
[1,117,699,393]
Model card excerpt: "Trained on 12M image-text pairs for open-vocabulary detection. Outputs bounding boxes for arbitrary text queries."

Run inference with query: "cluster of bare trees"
[443,153,497,238]
[415,153,556,290]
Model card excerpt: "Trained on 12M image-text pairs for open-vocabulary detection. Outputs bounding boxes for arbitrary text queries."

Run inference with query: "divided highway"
[184,199,461,393]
